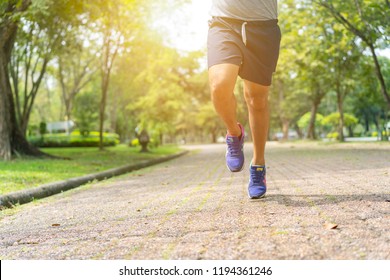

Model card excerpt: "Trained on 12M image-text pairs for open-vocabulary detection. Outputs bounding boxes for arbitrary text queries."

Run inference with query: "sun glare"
[152,0,212,52]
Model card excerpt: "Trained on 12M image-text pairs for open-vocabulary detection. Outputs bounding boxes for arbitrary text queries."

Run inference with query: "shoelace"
[250,169,265,185]
[226,136,242,156]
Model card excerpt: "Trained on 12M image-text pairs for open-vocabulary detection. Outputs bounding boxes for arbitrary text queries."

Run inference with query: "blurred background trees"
[1,0,389,160]
[271,0,389,141]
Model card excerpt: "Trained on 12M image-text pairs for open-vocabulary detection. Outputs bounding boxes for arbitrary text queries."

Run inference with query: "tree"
[105,32,155,143]
[32,74,62,128]
[196,102,221,143]
[298,4,336,140]
[349,56,390,136]
[269,0,312,140]
[324,21,361,142]
[9,19,51,136]
[322,112,358,135]
[87,0,146,150]
[0,0,84,160]
[0,0,40,160]
[314,0,390,109]
[130,46,205,144]
[271,0,385,142]
[57,42,97,123]
[73,90,99,136]
[297,112,324,138]
[278,0,345,140]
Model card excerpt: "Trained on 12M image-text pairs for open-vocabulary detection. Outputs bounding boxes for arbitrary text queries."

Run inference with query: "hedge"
[29,131,120,148]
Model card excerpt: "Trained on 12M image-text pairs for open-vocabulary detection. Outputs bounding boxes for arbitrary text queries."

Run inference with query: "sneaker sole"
[248,193,266,199]
[225,159,245,173]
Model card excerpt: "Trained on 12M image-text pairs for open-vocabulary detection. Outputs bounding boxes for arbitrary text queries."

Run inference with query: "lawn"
[0,144,182,196]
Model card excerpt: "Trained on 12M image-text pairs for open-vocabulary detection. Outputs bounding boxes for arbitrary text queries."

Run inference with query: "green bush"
[129,138,158,148]
[297,112,324,129]
[322,112,358,128]
[130,138,140,147]
[326,132,339,139]
[29,131,120,147]
[353,124,364,137]
[371,131,389,137]
[148,138,158,148]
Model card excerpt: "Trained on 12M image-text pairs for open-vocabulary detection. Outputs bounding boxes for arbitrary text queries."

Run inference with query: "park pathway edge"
[0,150,188,209]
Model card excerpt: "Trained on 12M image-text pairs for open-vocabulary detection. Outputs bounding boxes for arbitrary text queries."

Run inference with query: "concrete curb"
[0,150,188,209]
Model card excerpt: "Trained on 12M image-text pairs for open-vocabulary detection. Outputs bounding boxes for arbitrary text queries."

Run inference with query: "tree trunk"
[109,90,118,133]
[364,112,369,133]
[282,119,289,141]
[295,124,303,139]
[99,30,119,151]
[337,92,345,142]
[0,1,47,160]
[58,57,95,123]
[307,100,320,140]
[348,126,353,137]
[18,56,48,137]
[211,130,217,143]
[160,133,163,146]
[0,51,12,160]
[368,44,390,109]
[99,74,108,150]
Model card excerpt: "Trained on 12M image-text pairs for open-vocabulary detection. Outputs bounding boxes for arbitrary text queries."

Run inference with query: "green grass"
[0,144,182,196]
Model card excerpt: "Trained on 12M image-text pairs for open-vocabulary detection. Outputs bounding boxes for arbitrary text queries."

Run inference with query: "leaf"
[51,223,61,227]
[324,222,338,230]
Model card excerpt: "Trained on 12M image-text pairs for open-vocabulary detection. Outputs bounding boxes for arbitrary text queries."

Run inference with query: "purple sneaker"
[225,123,245,172]
[248,165,267,199]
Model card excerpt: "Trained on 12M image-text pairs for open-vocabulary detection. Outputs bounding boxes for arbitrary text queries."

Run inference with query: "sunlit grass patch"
[0,144,182,195]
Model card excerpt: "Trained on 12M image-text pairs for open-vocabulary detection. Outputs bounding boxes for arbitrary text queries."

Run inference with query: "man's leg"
[209,63,245,172]
[244,79,269,199]
[209,63,241,137]
[243,80,269,166]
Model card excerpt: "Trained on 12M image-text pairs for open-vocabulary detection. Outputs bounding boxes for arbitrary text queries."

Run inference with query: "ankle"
[251,160,265,166]
[227,124,242,138]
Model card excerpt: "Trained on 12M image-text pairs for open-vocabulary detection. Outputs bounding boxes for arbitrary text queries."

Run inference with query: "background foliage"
[1,0,389,160]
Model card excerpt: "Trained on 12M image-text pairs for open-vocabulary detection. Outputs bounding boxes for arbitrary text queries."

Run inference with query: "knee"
[244,89,268,111]
[210,78,230,102]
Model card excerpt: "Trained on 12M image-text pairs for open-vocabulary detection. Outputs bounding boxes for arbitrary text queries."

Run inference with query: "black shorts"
[207,17,281,86]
